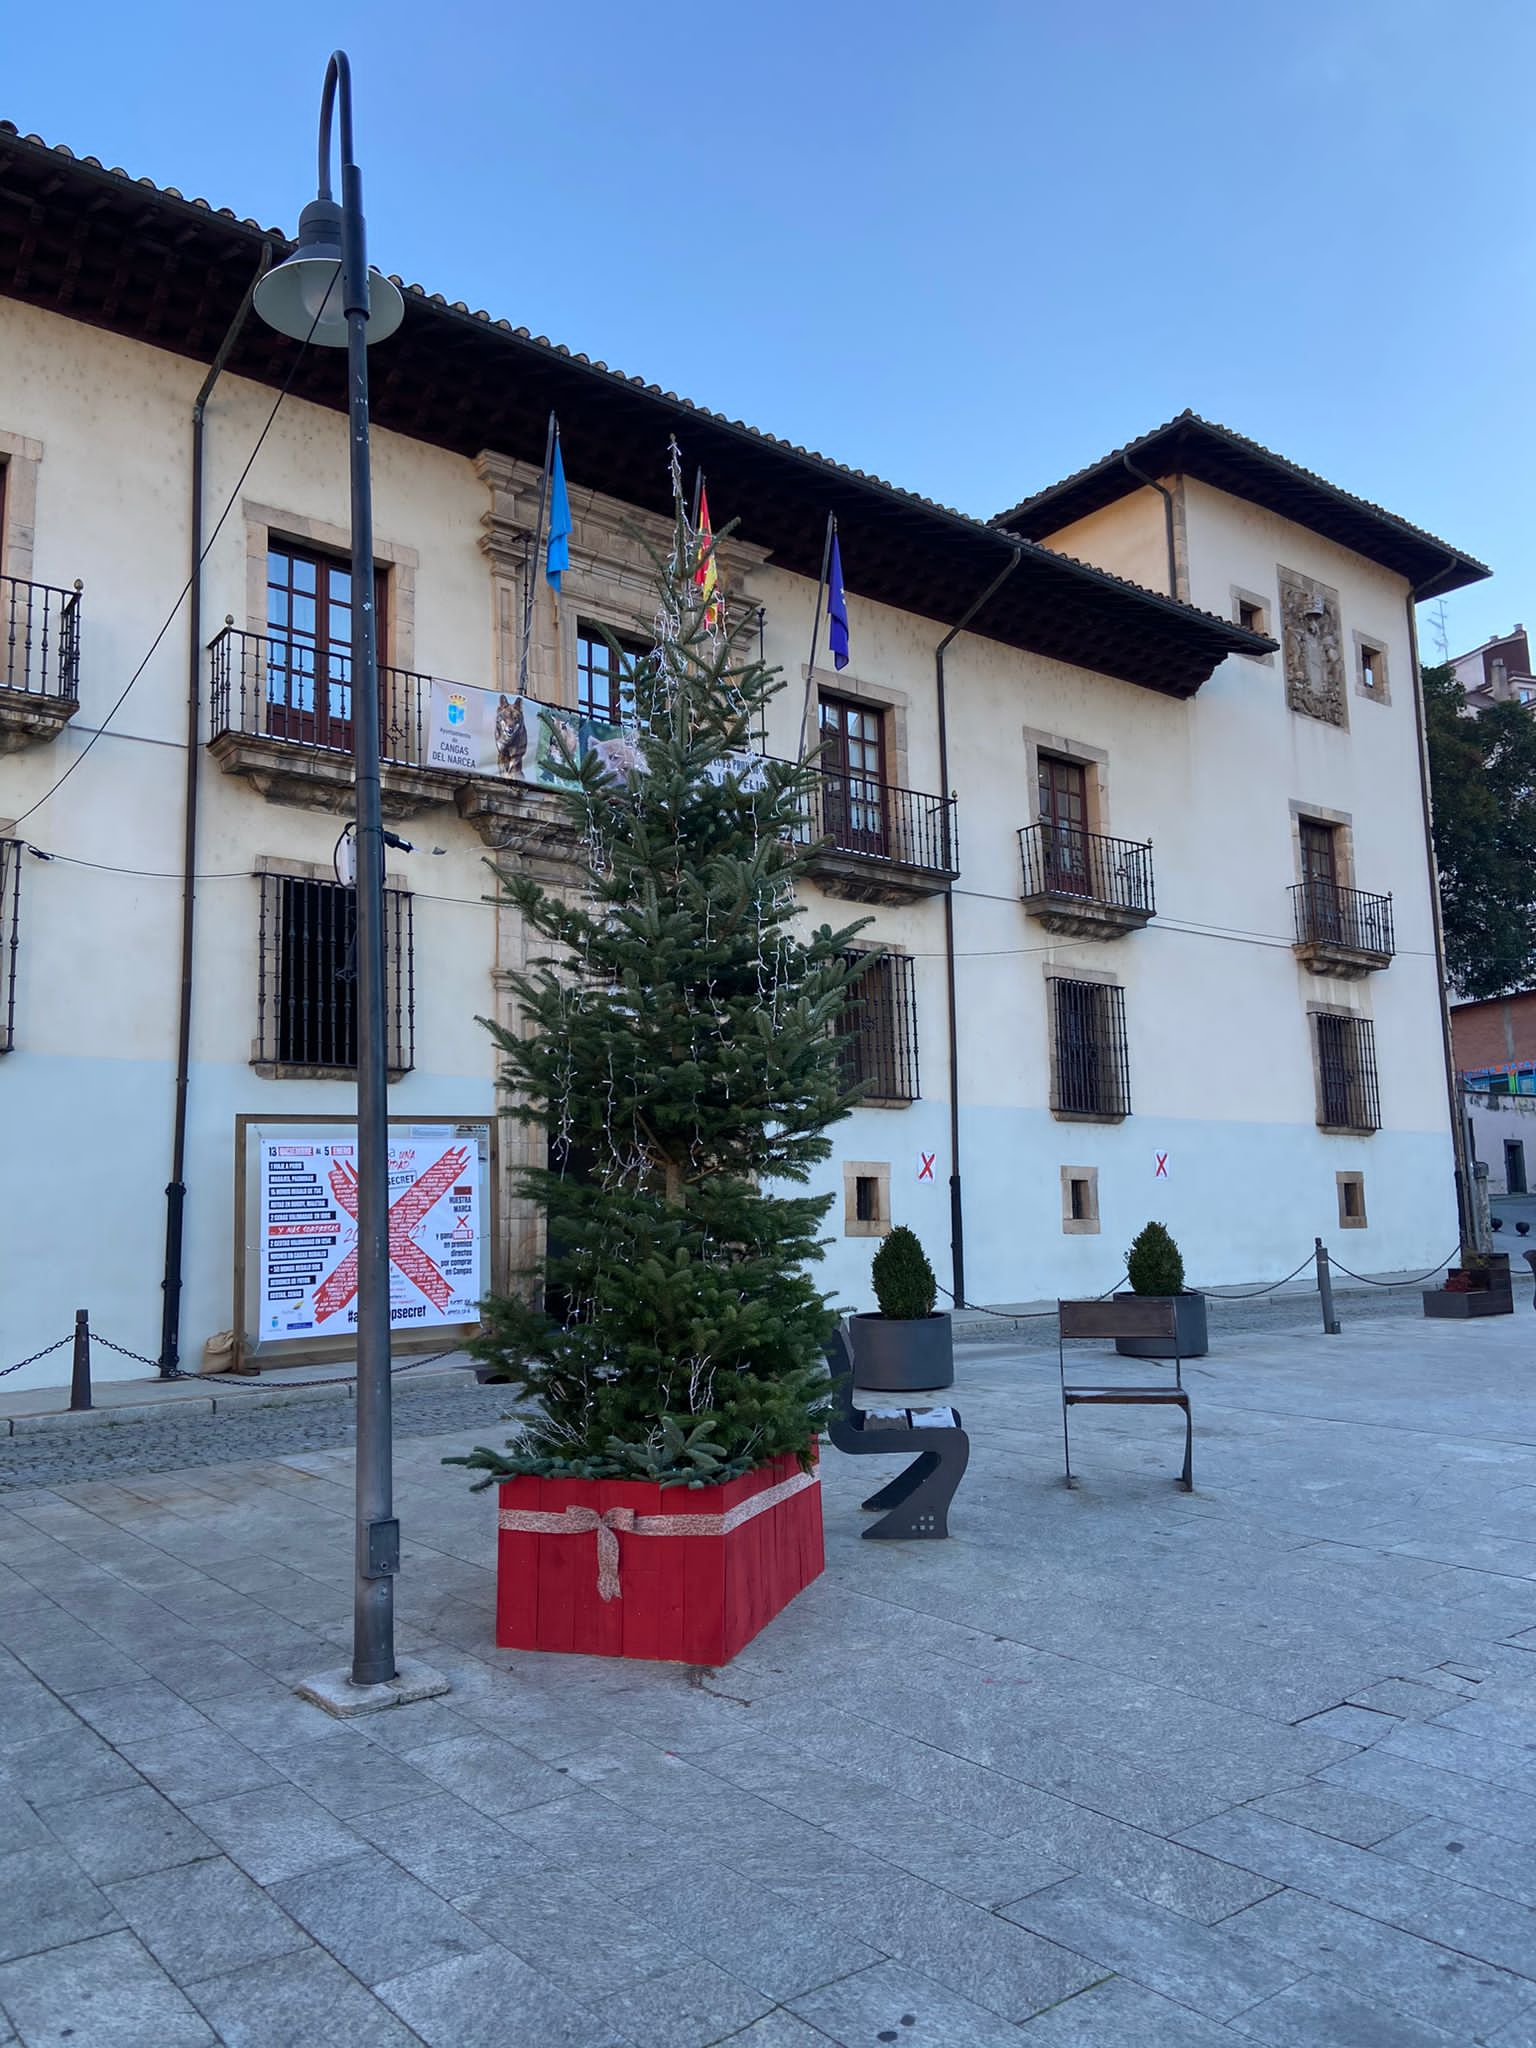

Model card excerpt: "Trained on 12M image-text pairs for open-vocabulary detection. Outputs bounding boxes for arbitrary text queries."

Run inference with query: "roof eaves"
[0,121,1270,661]
[993,408,1491,588]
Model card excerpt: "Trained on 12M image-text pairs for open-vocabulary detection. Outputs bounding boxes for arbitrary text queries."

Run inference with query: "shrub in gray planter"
[1116,1219,1208,1359]
[850,1226,955,1392]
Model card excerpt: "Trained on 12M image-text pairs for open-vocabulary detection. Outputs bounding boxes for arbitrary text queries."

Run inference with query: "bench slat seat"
[1058,1296,1193,1491]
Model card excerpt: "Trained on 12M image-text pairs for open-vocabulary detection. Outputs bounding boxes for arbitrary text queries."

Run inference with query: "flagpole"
[520,410,556,695]
[797,512,835,761]
[691,468,703,529]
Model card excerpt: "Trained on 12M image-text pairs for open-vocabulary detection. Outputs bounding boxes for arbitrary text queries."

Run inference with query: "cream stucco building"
[0,128,1490,1391]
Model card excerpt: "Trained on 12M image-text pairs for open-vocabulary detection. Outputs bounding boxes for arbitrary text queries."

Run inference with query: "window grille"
[1050,978,1131,1118]
[255,874,414,1074]
[837,950,919,1103]
[1315,1013,1380,1131]
[0,838,21,1053]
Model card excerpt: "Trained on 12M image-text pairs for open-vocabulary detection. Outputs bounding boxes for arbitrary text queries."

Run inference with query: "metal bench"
[824,1324,969,1539]
[1057,1297,1193,1492]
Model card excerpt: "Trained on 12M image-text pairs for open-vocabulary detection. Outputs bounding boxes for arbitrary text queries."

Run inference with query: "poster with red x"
[253,1121,490,1347]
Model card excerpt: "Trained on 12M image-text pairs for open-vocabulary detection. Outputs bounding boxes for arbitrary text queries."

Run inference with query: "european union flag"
[827,530,850,671]
[546,438,572,590]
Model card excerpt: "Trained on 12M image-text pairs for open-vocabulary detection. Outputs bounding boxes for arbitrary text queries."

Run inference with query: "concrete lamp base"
[295,1658,451,1719]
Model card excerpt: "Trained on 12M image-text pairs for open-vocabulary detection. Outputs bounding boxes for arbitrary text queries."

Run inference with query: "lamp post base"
[295,1658,451,1719]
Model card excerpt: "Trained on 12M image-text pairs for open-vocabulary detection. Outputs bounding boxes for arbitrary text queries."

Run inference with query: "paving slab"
[0,1929,215,2047]
[1,1305,1534,2047]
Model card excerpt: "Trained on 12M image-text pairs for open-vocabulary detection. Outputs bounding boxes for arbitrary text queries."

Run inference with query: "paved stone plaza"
[2,1305,1535,2046]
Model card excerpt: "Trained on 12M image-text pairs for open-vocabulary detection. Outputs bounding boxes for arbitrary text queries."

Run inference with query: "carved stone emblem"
[1278,568,1346,726]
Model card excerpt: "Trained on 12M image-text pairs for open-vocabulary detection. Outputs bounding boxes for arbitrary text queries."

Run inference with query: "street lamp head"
[253,195,405,348]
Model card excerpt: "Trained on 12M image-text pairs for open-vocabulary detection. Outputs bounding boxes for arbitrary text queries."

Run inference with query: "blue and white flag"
[546,437,572,590]
[827,530,850,671]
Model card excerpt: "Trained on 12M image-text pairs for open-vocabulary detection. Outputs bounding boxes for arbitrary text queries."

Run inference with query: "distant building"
[1452,990,1536,1099]
[1450,626,1536,713]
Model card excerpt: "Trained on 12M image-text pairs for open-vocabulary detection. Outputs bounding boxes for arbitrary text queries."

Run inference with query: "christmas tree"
[450,468,869,1490]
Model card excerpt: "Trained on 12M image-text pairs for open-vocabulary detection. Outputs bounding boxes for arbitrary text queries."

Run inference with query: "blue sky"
[6,0,1531,653]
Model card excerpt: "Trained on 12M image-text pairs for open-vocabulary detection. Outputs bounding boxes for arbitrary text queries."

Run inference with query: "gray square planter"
[1113,1291,1208,1359]
[849,1311,955,1393]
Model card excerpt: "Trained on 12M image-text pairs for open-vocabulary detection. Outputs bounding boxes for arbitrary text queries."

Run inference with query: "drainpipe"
[1121,453,1180,599]
[158,247,272,1377]
[934,546,1022,1310]
[1405,561,1478,1250]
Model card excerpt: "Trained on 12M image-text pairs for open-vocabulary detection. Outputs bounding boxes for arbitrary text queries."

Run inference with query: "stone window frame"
[0,428,44,583]
[805,666,913,793]
[1353,629,1391,707]
[1306,998,1381,1135]
[1060,1164,1101,1235]
[1230,585,1275,664]
[250,853,413,1081]
[1020,727,1112,835]
[842,1160,892,1238]
[1288,799,1357,893]
[244,502,419,673]
[1043,963,1132,1125]
[1336,1170,1368,1228]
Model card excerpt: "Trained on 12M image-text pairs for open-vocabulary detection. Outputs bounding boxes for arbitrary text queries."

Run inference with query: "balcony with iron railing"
[207,626,580,865]
[791,768,959,903]
[1,574,81,751]
[1019,824,1155,938]
[1290,880,1395,978]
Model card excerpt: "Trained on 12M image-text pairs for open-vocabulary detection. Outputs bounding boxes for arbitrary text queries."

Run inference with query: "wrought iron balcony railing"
[793,768,958,877]
[2,575,81,702]
[209,625,430,767]
[1019,824,1155,918]
[1290,880,1394,961]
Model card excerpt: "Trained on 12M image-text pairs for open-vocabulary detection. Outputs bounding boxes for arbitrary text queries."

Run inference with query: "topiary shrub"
[1126,1220,1185,1297]
[871,1226,938,1320]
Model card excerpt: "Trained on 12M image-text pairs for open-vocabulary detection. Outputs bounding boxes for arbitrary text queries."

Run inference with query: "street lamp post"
[254,53,414,1695]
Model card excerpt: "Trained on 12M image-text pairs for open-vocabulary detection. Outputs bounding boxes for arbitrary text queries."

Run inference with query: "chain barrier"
[201,1346,465,1392]
[90,1333,166,1372]
[1195,1254,1318,1300]
[1327,1248,1461,1289]
[0,1334,72,1378]
[939,1273,1130,1322]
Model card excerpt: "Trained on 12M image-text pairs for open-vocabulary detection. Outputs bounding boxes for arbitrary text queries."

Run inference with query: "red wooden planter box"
[495,1447,824,1665]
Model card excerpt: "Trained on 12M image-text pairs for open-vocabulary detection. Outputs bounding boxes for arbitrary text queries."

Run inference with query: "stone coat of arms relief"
[1278,568,1347,726]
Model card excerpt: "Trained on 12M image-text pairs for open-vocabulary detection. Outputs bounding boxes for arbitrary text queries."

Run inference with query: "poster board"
[235,1114,497,1369]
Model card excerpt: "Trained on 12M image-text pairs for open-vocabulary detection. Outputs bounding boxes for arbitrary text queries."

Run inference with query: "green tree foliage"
[1423,662,1536,998]
[869,1225,938,1320]
[1126,1220,1185,1297]
[450,497,870,1491]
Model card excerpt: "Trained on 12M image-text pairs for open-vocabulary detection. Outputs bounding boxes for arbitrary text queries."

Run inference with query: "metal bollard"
[1314,1238,1341,1336]
[70,1309,93,1411]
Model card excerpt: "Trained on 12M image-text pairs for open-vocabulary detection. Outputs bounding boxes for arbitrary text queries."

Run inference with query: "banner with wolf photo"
[426,680,581,786]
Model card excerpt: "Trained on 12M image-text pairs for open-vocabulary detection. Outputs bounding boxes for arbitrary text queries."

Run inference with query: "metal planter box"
[1113,1291,1209,1359]
[849,1311,955,1393]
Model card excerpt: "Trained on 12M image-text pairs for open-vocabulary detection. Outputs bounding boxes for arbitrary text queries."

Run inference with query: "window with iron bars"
[255,874,414,1075]
[1049,977,1131,1119]
[1315,1012,1380,1132]
[836,950,919,1103]
[0,838,21,1054]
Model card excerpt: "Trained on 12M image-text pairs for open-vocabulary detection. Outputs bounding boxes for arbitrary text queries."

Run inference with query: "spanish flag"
[695,484,722,631]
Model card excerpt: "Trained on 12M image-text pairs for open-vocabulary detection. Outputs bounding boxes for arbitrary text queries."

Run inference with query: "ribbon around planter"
[498,1466,819,1601]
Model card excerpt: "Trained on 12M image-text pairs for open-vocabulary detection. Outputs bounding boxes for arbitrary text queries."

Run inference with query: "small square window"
[1336,1171,1368,1228]
[1060,1164,1101,1234]
[1361,647,1381,690]
[1231,588,1271,655]
[843,1161,891,1237]
[1239,599,1264,635]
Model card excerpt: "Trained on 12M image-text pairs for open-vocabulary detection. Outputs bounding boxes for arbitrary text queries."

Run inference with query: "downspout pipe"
[1121,452,1180,599]
[1404,560,1477,1250]
[934,545,1023,1311]
[158,247,271,1377]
